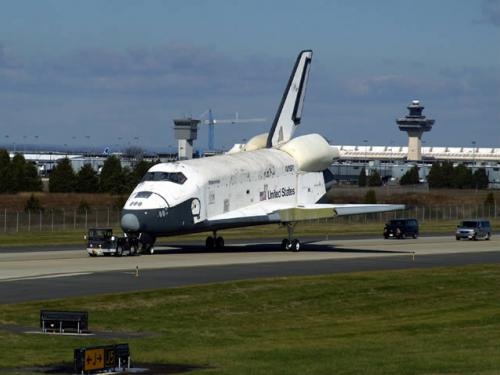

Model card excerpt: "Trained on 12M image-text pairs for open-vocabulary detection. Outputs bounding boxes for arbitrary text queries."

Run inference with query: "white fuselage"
[121,148,327,236]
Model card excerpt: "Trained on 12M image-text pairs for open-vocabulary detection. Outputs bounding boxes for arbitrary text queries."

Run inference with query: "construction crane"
[199,109,266,151]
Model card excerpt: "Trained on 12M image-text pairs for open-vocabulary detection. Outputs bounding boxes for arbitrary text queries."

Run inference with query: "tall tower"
[173,118,199,160]
[396,100,435,161]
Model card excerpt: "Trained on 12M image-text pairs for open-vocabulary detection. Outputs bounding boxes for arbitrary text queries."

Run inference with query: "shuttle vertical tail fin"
[266,50,312,148]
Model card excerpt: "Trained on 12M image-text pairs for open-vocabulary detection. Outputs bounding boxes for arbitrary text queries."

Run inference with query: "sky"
[0,0,499,152]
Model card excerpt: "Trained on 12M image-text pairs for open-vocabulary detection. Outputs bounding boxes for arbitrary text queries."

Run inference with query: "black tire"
[291,239,301,252]
[412,233,418,239]
[283,239,293,251]
[129,244,138,256]
[472,234,477,241]
[281,239,289,250]
[149,247,155,255]
[115,246,123,257]
[486,233,491,240]
[456,236,460,241]
[215,236,225,249]
[206,236,215,249]
[384,234,389,239]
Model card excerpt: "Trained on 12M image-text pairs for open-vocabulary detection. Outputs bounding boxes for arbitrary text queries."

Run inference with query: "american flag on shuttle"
[260,190,267,201]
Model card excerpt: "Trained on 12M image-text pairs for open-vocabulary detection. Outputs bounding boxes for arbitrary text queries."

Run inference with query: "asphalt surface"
[1,235,499,303]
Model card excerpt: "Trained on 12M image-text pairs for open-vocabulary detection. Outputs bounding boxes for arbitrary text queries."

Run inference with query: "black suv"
[383,218,419,239]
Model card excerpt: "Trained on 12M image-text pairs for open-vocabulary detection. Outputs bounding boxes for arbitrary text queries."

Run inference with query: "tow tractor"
[85,228,139,257]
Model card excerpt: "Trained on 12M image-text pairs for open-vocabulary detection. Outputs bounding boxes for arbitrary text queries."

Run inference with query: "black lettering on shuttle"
[266,187,295,200]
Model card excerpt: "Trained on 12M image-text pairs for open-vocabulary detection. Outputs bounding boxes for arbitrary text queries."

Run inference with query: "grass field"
[2,264,500,374]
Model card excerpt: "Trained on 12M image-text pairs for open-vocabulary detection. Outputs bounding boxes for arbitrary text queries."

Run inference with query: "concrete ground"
[0,235,498,302]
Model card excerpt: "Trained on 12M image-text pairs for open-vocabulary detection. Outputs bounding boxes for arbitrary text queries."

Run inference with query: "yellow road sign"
[84,348,104,371]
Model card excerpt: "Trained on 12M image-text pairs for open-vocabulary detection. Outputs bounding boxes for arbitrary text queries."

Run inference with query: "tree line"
[359,163,490,189]
[358,167,383,187]
[49,155,157,194]
[399,163,489,189]
[426,162,489,189]
[0,149,42,193]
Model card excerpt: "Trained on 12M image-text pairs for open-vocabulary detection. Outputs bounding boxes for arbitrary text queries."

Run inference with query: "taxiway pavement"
[1,235,499,303]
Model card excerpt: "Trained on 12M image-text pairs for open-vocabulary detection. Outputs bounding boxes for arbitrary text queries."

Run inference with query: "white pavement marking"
[0,236,498,281]
[2,272,92,282]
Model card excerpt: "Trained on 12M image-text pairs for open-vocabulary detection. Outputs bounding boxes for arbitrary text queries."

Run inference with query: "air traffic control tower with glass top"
[396,100,435,161]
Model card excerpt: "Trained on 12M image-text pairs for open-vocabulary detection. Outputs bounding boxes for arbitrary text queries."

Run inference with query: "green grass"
[1,219,498,248]
[2,265,500,374]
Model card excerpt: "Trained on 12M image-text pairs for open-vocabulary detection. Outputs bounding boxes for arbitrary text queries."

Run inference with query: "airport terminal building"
[330,145,500,188]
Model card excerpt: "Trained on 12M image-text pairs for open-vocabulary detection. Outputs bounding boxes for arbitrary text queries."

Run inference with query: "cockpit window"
[141,172,187,184]
[135,191,152,199]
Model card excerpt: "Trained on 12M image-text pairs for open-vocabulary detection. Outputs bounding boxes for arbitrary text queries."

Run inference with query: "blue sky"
[0,0,499,151]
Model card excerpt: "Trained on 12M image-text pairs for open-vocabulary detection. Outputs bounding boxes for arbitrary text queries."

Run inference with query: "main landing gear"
[206,231,225,250]
[281,222,301,252]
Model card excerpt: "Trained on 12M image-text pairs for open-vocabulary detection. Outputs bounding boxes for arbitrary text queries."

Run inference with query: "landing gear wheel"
[456,236,460,241]
[206,236,215,249]
[130,244,138,256]
[141,245,148,254]
[115,246,123,257]
[215,236,225,249]
[281,239,290,250]
[282,222,300,251]
[291,239,301,252]
[149,246,155,255]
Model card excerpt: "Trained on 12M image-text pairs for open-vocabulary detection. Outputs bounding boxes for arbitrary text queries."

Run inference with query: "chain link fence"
[1,208,122,233]
[0,204,497,233]
[327,204,498,225]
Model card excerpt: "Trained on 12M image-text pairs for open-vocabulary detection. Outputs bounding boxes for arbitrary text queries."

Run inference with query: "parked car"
[455,220,491,241]
[383,218,419,239]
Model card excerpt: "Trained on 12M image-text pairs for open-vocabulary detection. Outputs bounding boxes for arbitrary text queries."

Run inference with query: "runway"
[1,235,499,303]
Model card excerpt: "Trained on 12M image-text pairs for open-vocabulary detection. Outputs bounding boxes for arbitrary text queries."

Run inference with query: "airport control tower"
[174,118,200,160]
[396,100,435,161]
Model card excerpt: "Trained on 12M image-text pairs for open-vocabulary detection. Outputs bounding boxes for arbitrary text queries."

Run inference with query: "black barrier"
[74,344,130,374]
[40,310,88,334]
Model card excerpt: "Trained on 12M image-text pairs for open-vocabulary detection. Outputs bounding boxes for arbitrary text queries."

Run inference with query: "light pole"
[363,140,368,177]
[471,140,476,166]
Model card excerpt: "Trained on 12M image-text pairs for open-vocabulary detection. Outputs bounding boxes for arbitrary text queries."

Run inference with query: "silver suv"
[456,220,492,241]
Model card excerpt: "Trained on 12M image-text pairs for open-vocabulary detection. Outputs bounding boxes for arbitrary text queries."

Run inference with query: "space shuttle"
[121,50,404,253]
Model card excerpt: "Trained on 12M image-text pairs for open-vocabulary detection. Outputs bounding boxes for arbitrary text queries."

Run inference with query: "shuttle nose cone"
[121,213,140,232]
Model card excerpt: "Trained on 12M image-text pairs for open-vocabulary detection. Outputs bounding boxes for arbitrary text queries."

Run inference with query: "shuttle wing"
[276,203,405,222]
[208,202,405,226]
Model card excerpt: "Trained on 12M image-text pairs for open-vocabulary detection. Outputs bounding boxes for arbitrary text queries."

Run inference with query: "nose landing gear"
[139,233,156,255]
[206,231,225,250]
